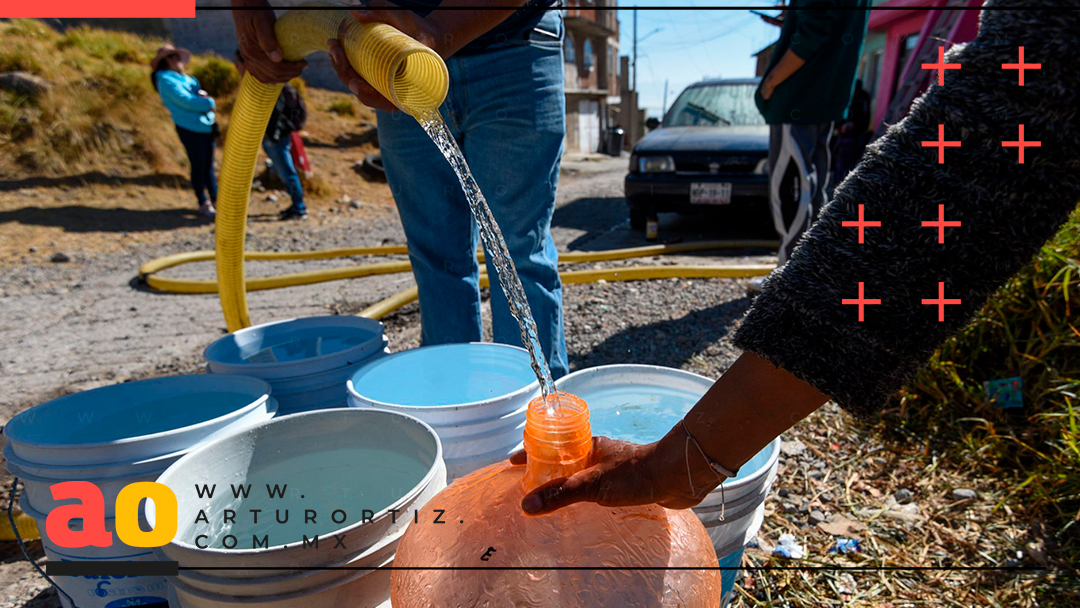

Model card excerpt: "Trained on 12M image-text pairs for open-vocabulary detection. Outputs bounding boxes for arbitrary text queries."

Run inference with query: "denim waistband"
[455,10,563,55]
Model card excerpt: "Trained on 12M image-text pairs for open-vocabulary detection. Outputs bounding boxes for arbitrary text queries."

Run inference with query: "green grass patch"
[189,54,240,98]
[327,100,355,117]
[883,209,1080,572]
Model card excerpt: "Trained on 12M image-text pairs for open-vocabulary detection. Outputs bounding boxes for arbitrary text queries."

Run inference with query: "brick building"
[562,0,621,154]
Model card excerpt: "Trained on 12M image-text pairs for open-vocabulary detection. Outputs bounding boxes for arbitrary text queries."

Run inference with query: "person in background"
[151,44,218,218]
[231,0,570,378]
[235,49,309,221]
[749,0,870,291]
[509,0,1080,515]
[830,79,872,195]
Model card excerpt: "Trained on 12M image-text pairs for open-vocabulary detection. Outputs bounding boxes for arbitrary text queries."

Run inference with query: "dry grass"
[0,18,380,209]
[738,213,1080,607]
[0,19,187,177]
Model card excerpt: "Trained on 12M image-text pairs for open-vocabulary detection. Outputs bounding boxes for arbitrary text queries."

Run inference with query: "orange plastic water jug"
[390,393,722,607]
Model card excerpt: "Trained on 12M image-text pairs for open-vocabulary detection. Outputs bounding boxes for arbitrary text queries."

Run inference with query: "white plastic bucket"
[166,526,403,597]
[204,317,390,415]
[168,559,392,608]
[150,409,446,576]
[7,398,278,518]
[346,343,539,481]
[4,375,273,466]
[21,498,168,608]
[4,442,186,480]
[555,363,780,605]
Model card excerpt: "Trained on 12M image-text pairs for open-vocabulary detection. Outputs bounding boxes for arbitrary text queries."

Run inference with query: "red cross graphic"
[922,46,961,86]
[1001,46,1040,86]
[841,204,881,244]
[842,282,880,322]
[921,204,961,244]
[922,282,961,322]
[1002,124,1040,164]
[922,124,960,164]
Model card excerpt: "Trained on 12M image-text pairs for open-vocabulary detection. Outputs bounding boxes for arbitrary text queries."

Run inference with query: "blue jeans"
[377,11,568,378]
[262,136,305,213]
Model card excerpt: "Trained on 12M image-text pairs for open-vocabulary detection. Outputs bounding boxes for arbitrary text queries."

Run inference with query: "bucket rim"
[346,342,540,411]
[7,459,167,486]
[3,374,271,451]
[149,408,445,557]
[3,442,187,476]
[172,523,404,587]
[168,552,393,604]
[203,316,386,372]
[556,363,782,491]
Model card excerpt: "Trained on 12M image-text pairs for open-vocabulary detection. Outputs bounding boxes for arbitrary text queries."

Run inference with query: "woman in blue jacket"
[151,45,218,218]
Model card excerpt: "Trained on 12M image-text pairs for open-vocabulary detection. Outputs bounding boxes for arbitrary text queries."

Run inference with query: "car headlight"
[638,155,676,173]
[753,158,769,175]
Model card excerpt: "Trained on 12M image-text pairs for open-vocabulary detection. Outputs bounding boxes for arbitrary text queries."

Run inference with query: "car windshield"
[664,83,765,127]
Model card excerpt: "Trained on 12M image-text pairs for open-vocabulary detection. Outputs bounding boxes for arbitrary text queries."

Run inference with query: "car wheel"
[629,205,648,230]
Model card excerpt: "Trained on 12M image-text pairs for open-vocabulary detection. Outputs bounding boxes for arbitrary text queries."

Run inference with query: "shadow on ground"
[0,206,212,233]
[570,296,753,371]
[553,196,778,252]
[0,172,188,192]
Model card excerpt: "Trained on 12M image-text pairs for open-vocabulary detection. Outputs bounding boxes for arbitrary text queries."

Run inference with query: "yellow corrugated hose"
[215,2,448,331]
[200,2,774,329]
[143,239,776,317]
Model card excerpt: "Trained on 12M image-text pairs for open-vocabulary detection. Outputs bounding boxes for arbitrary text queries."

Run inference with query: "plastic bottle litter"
[829,537,861,554]
[772,534,806,559]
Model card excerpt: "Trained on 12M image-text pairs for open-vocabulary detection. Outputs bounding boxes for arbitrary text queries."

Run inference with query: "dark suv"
[624,78,769,229]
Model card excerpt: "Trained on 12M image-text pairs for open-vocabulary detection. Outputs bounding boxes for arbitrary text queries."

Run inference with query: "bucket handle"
[7,477,83,608]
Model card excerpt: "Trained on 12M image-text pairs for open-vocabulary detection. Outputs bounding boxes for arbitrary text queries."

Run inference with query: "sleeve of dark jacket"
[732,0,1080,417]
[788,0,841,61]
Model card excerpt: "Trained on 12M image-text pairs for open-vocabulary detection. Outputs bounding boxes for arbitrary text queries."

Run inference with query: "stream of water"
[418,111,559,410]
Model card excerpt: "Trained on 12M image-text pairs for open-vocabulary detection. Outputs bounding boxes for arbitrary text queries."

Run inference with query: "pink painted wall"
[868,0,983,129]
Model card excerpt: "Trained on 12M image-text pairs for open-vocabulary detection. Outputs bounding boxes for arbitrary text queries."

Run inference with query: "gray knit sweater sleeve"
[732,1,1080,417]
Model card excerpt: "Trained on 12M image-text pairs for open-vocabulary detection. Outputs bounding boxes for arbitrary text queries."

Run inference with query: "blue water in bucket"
[350,343,537,406]
[572,381,773,485]
[5,375,268,447]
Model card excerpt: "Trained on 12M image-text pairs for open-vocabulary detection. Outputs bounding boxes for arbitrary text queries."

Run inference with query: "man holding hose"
[232,0,570,379]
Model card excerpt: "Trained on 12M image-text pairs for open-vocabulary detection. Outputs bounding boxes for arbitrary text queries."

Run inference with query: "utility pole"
[662,79,669,117]
[632,9,637,93]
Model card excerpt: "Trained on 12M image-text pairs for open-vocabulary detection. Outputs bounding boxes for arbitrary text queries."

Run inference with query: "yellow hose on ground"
[143,240,776,294]
[215,2,448,331]
[357,263,774,320]
[143,239,776,318]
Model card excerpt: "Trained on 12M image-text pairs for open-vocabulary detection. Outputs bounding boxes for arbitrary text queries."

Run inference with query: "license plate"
[690,182,732,205]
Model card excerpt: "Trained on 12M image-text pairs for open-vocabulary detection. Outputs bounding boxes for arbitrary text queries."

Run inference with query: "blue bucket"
[204,316,389,415]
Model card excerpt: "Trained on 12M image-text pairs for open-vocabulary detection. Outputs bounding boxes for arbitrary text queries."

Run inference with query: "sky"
[614,1,783,119]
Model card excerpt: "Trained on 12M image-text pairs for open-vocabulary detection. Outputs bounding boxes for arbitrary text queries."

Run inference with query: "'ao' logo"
[45,482,178,549]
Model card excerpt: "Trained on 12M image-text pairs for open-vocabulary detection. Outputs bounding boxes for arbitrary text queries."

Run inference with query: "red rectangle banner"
[2,0,195,18]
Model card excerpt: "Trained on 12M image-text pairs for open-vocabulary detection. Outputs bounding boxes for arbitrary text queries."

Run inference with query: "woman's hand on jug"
[510,424,727,516]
